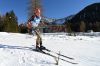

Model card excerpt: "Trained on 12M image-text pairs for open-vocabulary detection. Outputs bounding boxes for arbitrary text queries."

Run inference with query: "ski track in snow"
[0,32,100,66]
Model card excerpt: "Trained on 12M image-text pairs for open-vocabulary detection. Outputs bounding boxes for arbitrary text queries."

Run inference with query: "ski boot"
[40,41,46,50]
[36,46,42,51]
[40,46,46,50]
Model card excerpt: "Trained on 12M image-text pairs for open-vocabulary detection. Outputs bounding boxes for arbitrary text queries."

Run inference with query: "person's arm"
[27,15,35,29]
[28,15,35,22]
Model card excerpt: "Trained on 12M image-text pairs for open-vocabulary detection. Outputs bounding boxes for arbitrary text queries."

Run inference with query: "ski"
[41,50,78,64]
[31,48,78,64]
[44,48,74,60]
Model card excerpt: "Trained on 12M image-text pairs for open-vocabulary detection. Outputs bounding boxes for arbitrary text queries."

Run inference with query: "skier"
[28,8,45,51]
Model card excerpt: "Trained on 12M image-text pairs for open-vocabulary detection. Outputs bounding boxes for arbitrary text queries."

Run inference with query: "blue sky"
[0,0,100,23]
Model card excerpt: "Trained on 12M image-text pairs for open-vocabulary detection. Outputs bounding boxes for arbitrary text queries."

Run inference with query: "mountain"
[70,3,100,23]
[41,17,57,23]
[65,3,100,32]
[49,18,65,25]
[66,15,75,21]
[47,15,75,25]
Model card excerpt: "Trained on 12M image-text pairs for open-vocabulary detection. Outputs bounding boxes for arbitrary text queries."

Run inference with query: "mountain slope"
[70,3,100,22]
[65,3,100,32]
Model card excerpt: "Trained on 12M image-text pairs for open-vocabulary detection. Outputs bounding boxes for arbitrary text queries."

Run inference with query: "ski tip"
[70,58,74,60]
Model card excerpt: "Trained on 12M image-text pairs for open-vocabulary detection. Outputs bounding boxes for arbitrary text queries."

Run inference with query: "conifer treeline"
[0,10,18,32]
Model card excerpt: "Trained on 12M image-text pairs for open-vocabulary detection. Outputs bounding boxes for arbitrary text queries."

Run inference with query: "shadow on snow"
[0,44,35,51]
[0,44,55,65]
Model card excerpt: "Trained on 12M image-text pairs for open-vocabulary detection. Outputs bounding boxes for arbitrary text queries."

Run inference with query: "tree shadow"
[0,44,35,51]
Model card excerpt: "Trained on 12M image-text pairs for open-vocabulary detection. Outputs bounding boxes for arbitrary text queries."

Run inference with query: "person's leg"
[40,38,42,47]
[36,37,40,49]
[36,30,46,49]
[35,29,46,49]
[35,29,42,49]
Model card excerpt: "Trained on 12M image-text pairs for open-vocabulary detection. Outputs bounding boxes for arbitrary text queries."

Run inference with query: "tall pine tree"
[3,11,18,32]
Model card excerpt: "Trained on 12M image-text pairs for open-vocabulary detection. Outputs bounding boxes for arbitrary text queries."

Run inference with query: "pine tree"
[9,11,18,32]
[0,15,5,31]
[0,15,3,31]
[3,11,18,32]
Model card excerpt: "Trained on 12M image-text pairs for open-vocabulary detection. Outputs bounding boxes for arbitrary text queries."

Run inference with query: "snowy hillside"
[0,32,100,66]
[48,15,74,25]
[51,19,65,25]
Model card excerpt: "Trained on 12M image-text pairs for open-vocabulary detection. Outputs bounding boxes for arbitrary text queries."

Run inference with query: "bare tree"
[27,0,43,18]
[80,21,86,32]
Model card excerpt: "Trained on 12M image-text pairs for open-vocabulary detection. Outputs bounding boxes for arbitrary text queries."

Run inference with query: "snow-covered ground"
[0,32,100,66]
